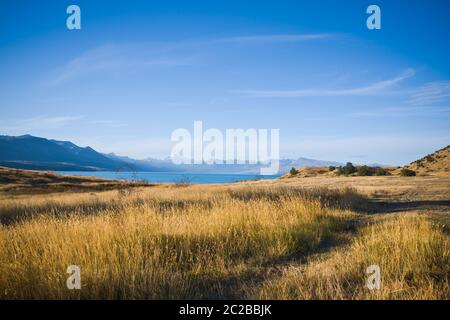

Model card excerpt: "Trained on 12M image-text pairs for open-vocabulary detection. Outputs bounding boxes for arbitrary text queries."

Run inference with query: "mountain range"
[0,135,341,174]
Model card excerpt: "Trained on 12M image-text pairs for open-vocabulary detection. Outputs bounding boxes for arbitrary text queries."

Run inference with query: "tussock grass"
[0,186,357,299]
[228,186,366,210]
[0,185,447,299]
[253,214,450,300]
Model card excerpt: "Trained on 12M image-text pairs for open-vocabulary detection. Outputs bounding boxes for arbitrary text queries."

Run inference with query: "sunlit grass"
[0,186,357,299]
[253,214,450,300]
[0,185,447,299]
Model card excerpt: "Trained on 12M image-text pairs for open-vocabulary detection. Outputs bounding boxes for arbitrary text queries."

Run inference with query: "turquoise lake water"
[57,171,281,184]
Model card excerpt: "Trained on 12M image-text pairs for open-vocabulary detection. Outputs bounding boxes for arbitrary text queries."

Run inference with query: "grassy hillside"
[283,145,450,179]
[406,145,450,176]
[0,166,149,194]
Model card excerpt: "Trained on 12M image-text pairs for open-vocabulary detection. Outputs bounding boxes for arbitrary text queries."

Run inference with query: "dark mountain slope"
[0,135,125,171]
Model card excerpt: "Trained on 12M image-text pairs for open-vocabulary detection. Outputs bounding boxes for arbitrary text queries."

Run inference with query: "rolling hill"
[405,145,450,176]
[282,145,450,178]
[0,166,149,195]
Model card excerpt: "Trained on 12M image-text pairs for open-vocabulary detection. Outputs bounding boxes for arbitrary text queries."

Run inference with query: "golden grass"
[0,184,448,299]
[251,174,450,201]
[253,214,450,300]
[0,186,358,299]
[406,145,450,176]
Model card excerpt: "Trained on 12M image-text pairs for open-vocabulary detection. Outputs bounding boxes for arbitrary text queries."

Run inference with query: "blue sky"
[1,0,449,165]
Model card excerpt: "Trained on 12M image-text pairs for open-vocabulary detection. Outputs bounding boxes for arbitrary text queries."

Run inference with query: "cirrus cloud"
[235,68,416,97]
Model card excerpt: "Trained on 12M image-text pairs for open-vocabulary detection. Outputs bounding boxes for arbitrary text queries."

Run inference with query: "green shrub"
[374,167,389,176]
[337,163,389,177]
[289,167,298,176]
[357,165,373,176]
[338,162,356,175]
[400,168,416,177]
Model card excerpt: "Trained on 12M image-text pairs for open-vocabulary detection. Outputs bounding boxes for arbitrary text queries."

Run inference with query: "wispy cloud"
[0,116,82,134]
[346,106,450,119]
[409,81,450,105]
[236,68,415,97]
[215,33,332,44]
[48,34,333,85]
[47,44,195,85]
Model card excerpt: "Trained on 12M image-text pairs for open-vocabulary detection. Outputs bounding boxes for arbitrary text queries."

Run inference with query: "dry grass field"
[0,168,449,300]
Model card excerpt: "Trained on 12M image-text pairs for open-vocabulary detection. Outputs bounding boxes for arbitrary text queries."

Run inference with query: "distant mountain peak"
[0,134,343,174]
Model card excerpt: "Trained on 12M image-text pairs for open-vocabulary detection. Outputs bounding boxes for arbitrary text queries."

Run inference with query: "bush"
[344,162,357,174]
[328,166,336,172]
[337,163,389,177]
[374,167,389,176]
[337,162,357,175]
[356,165,373,176]
[400,168,416,177]
[289,167,298,176]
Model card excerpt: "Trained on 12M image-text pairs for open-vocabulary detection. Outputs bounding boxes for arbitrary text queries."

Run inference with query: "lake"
[57,171,281,184]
